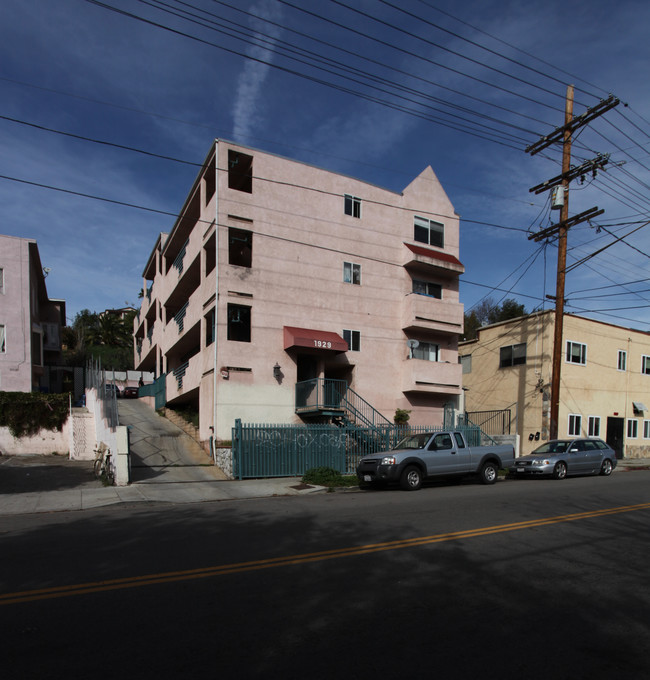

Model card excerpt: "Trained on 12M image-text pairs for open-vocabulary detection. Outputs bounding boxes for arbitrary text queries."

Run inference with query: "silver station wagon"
[510,438,617,479]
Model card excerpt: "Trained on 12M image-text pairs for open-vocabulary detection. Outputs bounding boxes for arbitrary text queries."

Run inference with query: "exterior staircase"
[161,408,214,461]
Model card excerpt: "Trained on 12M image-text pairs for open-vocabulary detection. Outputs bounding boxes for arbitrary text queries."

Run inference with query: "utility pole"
[549,85,574,440]
[526,91,619,440]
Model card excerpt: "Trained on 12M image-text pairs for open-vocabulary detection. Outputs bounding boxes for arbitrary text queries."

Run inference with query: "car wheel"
[600,459,613,476]
[479,461,498,485]
[400,465,423,491]
[552,461,567,480]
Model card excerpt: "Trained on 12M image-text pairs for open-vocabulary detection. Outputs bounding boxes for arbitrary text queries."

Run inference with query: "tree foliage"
[62,309,136,370]
[462,298,527,341]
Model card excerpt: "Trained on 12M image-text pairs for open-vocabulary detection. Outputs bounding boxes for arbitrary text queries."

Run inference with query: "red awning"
[283,326,348,352]
[404,242,464,271]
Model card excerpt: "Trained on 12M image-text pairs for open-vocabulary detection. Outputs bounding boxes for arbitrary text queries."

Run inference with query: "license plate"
[364,475,372,482]
[516,467,525,472]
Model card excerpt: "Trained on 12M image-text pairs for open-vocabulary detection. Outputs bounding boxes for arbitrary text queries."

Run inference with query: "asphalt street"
[1,470,649,680]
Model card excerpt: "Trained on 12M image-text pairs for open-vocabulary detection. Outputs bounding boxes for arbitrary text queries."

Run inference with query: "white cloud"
[232,1,284,142]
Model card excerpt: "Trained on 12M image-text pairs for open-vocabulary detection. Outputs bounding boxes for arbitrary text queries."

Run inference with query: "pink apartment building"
[134,141,464,441]
[0,234,65,392]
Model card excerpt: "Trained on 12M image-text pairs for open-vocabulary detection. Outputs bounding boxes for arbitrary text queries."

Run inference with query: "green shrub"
[394,408,411,424]
[0,392,70,438]
[302,467,358,488]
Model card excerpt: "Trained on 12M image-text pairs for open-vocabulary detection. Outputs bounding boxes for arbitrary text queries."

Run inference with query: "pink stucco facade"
[134,142,464,441]
[0,235,65,392]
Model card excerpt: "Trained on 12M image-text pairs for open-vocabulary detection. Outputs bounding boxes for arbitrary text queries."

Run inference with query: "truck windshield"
[394,434,431,450]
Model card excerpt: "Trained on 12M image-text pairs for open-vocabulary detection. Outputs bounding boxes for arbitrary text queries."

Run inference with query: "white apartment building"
[134,141,464,441]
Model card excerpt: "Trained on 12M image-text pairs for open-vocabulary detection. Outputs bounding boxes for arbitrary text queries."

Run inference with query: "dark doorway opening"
[606,417,624,459]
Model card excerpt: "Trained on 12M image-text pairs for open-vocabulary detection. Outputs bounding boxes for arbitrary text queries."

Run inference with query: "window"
[459,354,472,374]
[344,194,361,218]
[500,343,526,368]
[227,304,251,342]
[205,308,215,347]
[204,159,216,205]
[642,355,650,375]
[31,331,42,367]
[228,150,253,193]
[0,267,4,294]
[343,262,361,285]
[568,414,582,436]
[0,324,5,353]
[431,433,453,450]
[627,419,638,439]
[228,228,252,267]
[343,329,360,352]
[412,341,439,362]
[588,416,601,437]
[566,341,587,365]
[414,216,444,248]
[618,350,627,371]
[644,420,650,439]
[412,279,442,299]
[204,232,216,275]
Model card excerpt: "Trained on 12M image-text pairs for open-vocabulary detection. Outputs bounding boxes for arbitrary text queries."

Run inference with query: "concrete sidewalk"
[1,454,647,518]
[0,476,325,516]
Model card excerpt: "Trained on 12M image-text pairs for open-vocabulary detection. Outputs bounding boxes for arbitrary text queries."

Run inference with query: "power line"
[82,0,528,150]
[412,0,609,99]
[169,0,553,130]
[0,114,202,167]
[278,0,567,115]
[324,0,581,108]
[377,0,601,102]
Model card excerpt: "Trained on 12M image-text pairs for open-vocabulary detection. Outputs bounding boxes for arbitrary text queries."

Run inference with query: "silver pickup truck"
[356,431,515,490]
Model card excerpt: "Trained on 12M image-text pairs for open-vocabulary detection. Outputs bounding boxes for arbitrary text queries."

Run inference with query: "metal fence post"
[233,418,243,480]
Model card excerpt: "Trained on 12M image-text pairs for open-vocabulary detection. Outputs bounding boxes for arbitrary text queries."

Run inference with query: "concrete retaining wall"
[0,422,70,455]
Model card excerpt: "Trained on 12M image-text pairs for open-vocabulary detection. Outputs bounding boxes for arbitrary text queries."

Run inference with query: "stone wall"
[215,447,233,479]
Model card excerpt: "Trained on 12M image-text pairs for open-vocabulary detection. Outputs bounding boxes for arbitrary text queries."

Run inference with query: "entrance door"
[297,355,318,382]
[606,417,624,459]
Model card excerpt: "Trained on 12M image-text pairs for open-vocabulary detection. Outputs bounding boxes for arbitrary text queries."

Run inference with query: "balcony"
[402,357,462,395]
[403,242,464,278]
[402,294,463,335]
[166,352,202,402]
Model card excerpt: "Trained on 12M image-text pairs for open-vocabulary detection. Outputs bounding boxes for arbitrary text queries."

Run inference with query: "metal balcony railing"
[295,378,391,430]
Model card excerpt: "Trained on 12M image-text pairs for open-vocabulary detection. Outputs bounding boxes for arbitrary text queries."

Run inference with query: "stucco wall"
[0,236,33,392]
[460,311,650,458]
[0,420,70,455]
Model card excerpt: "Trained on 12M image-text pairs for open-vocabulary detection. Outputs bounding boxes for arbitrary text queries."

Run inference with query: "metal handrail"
[295,378,390,429]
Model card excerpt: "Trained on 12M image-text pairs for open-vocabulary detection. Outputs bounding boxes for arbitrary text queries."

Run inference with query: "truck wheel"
[479,461,498,485]
[400,465,423,491]
[552,461,567,480]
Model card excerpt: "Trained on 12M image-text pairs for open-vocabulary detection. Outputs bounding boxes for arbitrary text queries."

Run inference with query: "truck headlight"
[381,456,397,465]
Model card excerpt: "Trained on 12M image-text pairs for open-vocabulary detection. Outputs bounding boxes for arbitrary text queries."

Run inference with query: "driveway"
[118,400,228,484]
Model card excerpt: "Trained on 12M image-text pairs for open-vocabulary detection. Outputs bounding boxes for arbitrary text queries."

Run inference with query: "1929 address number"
[313,340,332,349]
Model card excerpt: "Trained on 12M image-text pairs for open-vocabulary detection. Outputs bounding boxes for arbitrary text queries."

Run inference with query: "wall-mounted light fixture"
[273,363,281,379]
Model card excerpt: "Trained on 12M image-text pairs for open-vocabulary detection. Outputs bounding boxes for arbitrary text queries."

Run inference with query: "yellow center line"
[2,501,649,606]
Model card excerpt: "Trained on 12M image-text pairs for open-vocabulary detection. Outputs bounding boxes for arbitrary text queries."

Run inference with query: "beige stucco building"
[459,310,650,459]
[0,234,65,393]
[134,141,465,441]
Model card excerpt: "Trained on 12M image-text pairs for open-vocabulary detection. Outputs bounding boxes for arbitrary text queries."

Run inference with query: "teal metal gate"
[138,374,166,410]
[232,420,484,479]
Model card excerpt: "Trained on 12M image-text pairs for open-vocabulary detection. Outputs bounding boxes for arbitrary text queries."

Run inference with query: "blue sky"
[1,0,649,330]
